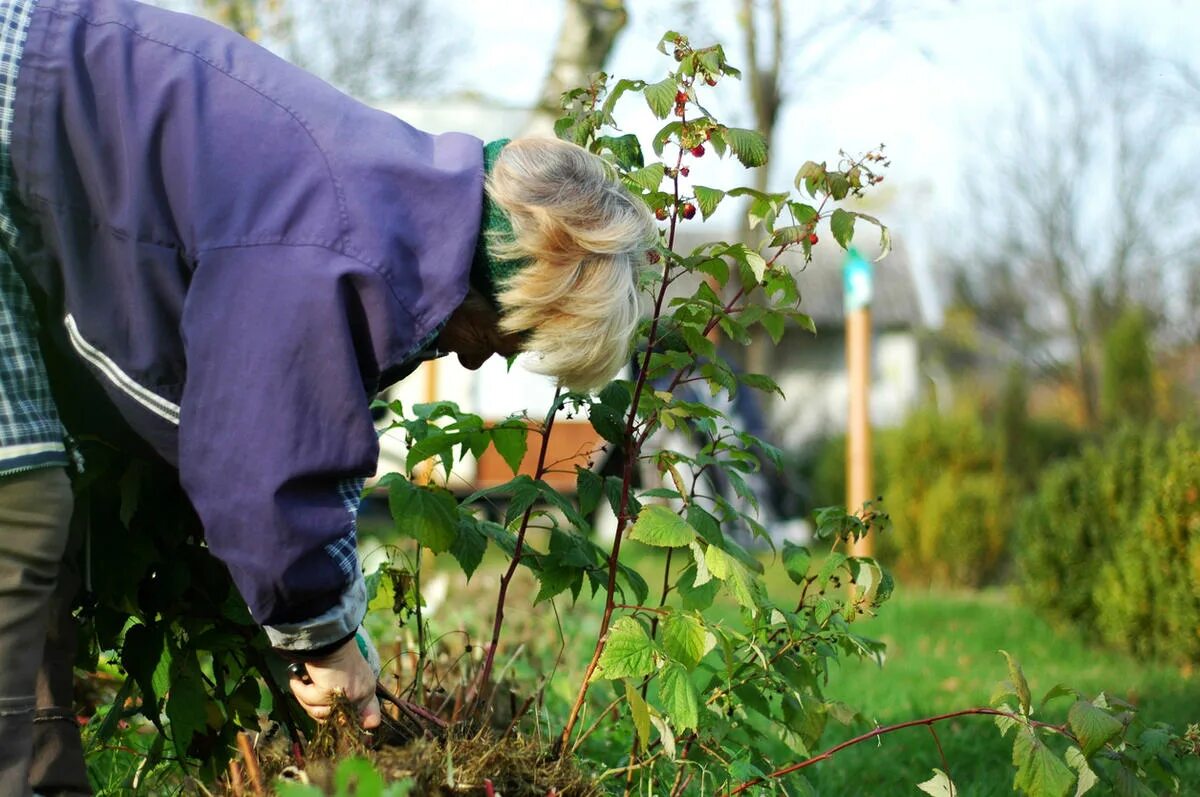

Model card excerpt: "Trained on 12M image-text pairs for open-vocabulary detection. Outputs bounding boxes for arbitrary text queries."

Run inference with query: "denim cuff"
[263,573,367,652]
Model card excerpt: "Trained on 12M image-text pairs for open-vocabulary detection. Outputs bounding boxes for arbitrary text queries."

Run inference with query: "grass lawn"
[804,588,1200,796]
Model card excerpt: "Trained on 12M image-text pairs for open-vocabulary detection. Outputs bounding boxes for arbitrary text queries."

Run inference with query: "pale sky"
[446,0,1200,324]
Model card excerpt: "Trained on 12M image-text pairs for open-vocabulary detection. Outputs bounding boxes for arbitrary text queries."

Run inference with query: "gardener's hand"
[288,631,382,730]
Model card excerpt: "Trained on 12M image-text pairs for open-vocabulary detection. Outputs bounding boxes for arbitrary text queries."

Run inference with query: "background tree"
[947,20,1200,426]
[529,0,630,132]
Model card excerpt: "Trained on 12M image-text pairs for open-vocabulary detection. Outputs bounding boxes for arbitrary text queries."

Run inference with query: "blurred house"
[669,231,926,455]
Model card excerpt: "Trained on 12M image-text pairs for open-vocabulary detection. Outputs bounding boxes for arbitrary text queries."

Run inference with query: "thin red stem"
[477,391,563,694]
[724,708,1076,795]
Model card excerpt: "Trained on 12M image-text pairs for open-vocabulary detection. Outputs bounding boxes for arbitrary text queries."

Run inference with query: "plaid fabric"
[0,0,66,477]
[325,477,365,580]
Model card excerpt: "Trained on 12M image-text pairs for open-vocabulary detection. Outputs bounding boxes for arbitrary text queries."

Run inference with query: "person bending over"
[0,0,654,793]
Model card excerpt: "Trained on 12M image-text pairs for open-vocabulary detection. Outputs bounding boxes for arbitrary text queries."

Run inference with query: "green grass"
[803,588,1200,796]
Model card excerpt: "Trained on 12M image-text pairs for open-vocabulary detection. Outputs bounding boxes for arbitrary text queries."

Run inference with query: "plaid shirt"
[0,0,66,478]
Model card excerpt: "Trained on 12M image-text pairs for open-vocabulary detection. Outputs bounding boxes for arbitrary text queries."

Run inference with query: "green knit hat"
[471,138,526,303]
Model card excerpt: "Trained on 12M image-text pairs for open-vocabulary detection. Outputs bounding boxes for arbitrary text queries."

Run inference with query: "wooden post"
[846,306,872,557]
[843,249,874,557]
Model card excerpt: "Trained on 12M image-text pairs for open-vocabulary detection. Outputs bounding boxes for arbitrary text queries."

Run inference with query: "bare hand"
[288,634,381,730]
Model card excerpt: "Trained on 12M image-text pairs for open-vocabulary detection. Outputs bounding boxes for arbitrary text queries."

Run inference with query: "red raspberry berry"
[655,207,669,221]
[690,144,705,157]
[680,166,690,177]
[706,76,717,87]
[675,90,688,104]
[681,202,697,220]
[808,232,819,245]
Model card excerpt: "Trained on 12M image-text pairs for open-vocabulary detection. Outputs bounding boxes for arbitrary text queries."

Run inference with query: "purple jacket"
[10,0,482,648]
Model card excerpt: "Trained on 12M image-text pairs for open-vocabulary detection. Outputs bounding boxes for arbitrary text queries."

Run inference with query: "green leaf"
[366,568,396,612]
[744,250,768,282]
[827,173,851,200]
[449,519,488,579]
[644,77,678,119]
[662,612,709,668]
[917,769,955,797]
[1000,650,1033,715]
[1065,747,1099,796]
[576,468,603,517]
[593,616,656,680]
[589,403,626,446]
[660,663,700,731]
[123,623,166,711]
[534,565,579,605]
[1012,728,1076,797]
[725,127,768,167]
[705,546,757,610]
[625,680,652,749]
[1067,700,1123,757]
[795,161,825,189]
[1112,765,1157,797]
[830,208,856,249]
[630,505,696,548]
[677,564,719,611]
[994,703,1021,738]
[627,163,666,192]
[740,372,783,399]
[594,133,644,170]
[490,425,528,475]
[334,757,387,795]
[693,185,726,220]
[389,481,459,554]
[1040,684,1078,711]
[165,650,208,755]
[652,121,683,157]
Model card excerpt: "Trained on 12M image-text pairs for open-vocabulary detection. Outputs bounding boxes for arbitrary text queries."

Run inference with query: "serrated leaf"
[693,185,726,220]
[690,542,712,586]
[705,546,757,610]
[390,482,459,553]
[662,612,708,668]
[490,425,528,475]
[366,568,396,612]
[830,208,856,249]
[593,616,656,680]
[1040,684,1078,711]
[1068,700,1123,757]
[660,663,700,731]
[644,77,677,119]
[625,680,652,749]
[1012,728,1076,797]
[628,163,666,192]
[630,505,696,548]
[677,563,719,611]
[781,542,812,584]
[995,704,1021,738]
[745,250,768,282]
[1065,747,1098,797]
[917,768,955,797]
[652,121,683,157]
[828,174,851,200]
[725,127,768,167]
[795,161,824,188]
[1112,765,1157,797]
[1000,650,1032,715]
[534,565,577,604]
[594,133,644,170]
[166,651,209,756]
[577,467,603,517]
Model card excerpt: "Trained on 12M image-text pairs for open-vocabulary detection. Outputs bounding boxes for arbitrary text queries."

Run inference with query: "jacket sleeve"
[178,243,418,651]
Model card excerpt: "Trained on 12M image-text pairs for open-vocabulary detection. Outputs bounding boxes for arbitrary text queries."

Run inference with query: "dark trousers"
[0,468,72,796]
[30,490,90,796]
